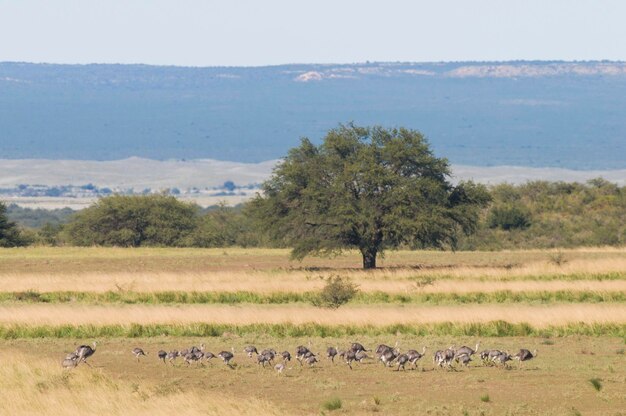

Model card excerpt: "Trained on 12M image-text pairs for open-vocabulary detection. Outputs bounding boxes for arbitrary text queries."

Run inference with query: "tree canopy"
[0,202,26,247]
[248,124,490,268]
[63,194,198,247]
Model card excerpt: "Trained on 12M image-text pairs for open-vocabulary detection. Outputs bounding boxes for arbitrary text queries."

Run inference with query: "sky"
[0,0,625,66]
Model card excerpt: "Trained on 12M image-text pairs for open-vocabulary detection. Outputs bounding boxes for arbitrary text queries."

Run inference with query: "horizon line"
[2,59,626,69]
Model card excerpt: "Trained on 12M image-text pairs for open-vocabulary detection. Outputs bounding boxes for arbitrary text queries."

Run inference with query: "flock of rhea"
[62,340,537,373]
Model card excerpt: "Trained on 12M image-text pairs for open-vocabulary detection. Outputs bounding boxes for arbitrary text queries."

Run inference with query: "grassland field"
[0,247,624,415]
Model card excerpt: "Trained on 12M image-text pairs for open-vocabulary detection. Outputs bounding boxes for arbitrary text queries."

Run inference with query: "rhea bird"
[74,341,97,366]
[433,346,456,368]
[326,346,338,363]
[455,353,472,367]
[244,345,259,358]
[166,350,180,365]
[406,346,427,368]
[274,362,286,375]
[280,351,291,362]
[493,351,512,367]
[343,350,357,370]
[479,349,502,366]
[305,355,318,366]
[379,347,400,367]
[375,344,393,358]
[513,348,537,367]
[62,352,79,369]
[218,348,235,368]
[295,345,311,365]
[132,347,147,362]
[158,350,167,363]
[350,342,367,353]
[260,349,277,364]
[455,342,480,358]
[257,353,271,367]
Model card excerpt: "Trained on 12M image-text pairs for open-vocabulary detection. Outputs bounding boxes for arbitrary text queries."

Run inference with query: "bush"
[312,276,358,309]
[487,204,531,230]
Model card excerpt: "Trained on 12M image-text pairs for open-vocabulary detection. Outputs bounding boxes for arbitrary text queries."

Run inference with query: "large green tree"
[0,202,26,247]
[249,124,490,268]
[63,194,198,247]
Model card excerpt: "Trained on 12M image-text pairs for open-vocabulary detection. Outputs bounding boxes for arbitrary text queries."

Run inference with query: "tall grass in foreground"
[2,289,625,305]
[0,322,623,339]
[0,354,285,416]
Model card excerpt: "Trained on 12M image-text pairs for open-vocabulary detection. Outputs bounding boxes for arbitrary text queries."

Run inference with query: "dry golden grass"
[1,246,625,274]
[0,353,285,416]
[1,268,625,294]
[1,303,625,327]
[1,247,624,296]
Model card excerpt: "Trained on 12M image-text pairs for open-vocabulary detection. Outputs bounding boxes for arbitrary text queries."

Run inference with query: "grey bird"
[396,353,410,371]
[218,349,235,368]
[244,345,259,358]
[74,342,97,366]
[274,362,286,375]
[350,342,367,353]
[166,350,180,365]
[62,352,79,369]
[407,346,427,369]
[295,345,310,365]
[132,347,147,362]
[513,348,537,367]
[326,346,338,363]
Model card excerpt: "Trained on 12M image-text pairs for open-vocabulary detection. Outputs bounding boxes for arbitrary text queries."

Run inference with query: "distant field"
[1,247,624,415]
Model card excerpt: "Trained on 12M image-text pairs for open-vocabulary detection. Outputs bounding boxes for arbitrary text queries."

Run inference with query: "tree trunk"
[361,248,377,269]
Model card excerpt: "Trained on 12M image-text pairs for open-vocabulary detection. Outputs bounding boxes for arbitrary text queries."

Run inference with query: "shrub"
[487,204,531,230]
[312,276,358,309]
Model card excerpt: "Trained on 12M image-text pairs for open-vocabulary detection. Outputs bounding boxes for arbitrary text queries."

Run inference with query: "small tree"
[248,124,490,268]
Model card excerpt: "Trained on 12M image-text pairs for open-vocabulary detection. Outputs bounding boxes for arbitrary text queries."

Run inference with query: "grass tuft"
[589,378,603,391]
[321,397,342,411]
[480,394,490,403]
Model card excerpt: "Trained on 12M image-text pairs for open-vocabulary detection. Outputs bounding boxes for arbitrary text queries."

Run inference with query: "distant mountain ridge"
[1,61,625,169]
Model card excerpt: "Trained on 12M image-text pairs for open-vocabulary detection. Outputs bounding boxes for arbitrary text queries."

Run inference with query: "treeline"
[2,178,625,249]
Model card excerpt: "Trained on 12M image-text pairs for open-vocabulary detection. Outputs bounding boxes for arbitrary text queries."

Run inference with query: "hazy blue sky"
[1,0,625,66]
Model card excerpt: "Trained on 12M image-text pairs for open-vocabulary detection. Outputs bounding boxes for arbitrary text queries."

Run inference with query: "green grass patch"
[321,397,342,411]
[2,289,625,305]
[589,378,603,391]
[480,394,490,403]
[0,321,624,339]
